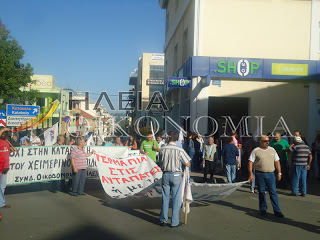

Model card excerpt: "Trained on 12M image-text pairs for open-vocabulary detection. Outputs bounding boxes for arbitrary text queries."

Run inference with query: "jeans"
[255,171,281,213]
[225,164,237,183]
[160,172,183,226]
[0,173,7,207]
[292,165,307,195]
[251,169,256,191]
[72,169,87,195]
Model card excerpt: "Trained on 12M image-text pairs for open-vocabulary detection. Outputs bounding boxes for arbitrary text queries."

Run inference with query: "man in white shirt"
[248,135,284,218]
[30,133,41,146]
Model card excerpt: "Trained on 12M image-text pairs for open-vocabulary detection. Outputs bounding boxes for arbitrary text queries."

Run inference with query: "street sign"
[6,104,40,116]
[6,116,33,127]
[64,116,71,123]
[0,119,6,127]
[0,110,6,119]
[146,79,164,85]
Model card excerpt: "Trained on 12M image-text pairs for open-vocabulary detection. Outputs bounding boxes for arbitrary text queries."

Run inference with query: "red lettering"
[143,172,150,178]
[96,154,100,162]
[108,158,113,164]
[122,177,131,183]
[129,167,137,174]
[139,173,146,180]
[113,160,120,165]
[128,158,137,165]
[125,169,131,174]
[137,157,141,163]
[141,156,147,162]
[106,177,113,184]
[129,175,141,182]
[109,168,117,175]
[120,160,127,166]
[150,168,156,176]
[117,169,124,175]
[102,176,108,183]
[101,155,107,163]
[113,178,121,184]
[154,166,162,173]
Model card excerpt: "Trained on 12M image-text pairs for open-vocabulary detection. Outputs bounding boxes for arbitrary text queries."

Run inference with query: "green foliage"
[0,19,37,109]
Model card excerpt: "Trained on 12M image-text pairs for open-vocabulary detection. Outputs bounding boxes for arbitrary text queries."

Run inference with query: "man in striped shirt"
[158,131,190,228]
[289,136,312,196]
[71,138,95,196]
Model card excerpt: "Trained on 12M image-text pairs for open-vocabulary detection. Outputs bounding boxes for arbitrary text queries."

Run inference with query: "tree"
[0,19,37,110]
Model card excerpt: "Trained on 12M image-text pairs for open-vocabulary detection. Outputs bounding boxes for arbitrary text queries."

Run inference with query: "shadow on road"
[5,182,52,195]
[45,224,127,240]
[210,200,320,235]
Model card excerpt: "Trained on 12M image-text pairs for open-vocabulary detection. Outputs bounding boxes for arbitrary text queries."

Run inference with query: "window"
[175,0,180,12]
[174,44,178,72]
[149,65,164,79]
[166,12,169,33]
[319,21,320,51]
[182,28,188,61]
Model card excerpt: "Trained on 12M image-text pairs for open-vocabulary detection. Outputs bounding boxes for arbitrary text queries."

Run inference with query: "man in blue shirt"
[19,133,29,146]
[222,137,239,183]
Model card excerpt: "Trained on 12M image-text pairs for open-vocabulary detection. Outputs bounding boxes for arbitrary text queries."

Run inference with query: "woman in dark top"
[125,136,137,150]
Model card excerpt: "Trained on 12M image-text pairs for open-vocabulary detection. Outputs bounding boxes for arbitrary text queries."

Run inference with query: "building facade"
[159,0,320,143]
[28,75,69,134]
[128,53,165,132]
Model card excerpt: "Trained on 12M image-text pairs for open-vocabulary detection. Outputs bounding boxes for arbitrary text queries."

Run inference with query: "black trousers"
[204,160,215,183]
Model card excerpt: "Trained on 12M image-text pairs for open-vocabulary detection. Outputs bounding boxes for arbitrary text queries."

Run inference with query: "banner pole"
[184,199,188,224]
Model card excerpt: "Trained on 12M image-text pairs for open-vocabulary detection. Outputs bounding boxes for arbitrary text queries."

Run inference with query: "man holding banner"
[140,133,159,162]
[158,132,190,228]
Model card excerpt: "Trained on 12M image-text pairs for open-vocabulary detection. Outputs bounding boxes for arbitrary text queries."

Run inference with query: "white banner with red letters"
[6,146,128,185]
[95,153,162,198]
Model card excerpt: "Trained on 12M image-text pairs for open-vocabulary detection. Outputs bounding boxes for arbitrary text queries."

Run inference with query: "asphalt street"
[0,174,319,240]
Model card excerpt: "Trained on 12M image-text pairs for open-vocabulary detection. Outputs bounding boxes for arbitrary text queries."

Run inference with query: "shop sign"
[168,77,191,88]
[271,63,308,76]
[210,58,263,79]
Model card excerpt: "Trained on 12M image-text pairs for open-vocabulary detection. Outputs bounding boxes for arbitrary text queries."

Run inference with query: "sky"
[0,0,165,112]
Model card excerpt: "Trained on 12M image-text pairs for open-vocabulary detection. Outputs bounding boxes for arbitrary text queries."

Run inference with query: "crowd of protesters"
[0,124,319,222]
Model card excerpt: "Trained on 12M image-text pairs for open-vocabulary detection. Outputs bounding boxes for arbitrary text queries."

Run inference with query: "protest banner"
[143,180,248,201]
[95,153,162,198]
[128,150,140,157]
[6,146,128,185]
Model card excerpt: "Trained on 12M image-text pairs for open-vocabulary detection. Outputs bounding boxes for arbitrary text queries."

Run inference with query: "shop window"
[182,28,188,61]
[174,43,178,72]
[149,65,164,79]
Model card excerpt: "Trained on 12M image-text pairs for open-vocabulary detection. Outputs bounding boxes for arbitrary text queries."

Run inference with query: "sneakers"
[251,189,255,193]
[170,223,183,228]
[160,222,167,227]
[274,212,284,218]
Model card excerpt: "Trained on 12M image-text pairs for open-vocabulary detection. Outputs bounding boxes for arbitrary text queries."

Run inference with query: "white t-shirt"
[249,147,280,162]
[249,147,280,172]
[30,136,41,146]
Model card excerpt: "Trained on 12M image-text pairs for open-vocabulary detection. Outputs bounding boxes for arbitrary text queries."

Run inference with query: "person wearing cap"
[288,136,312,197]
[248,135,284,218]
